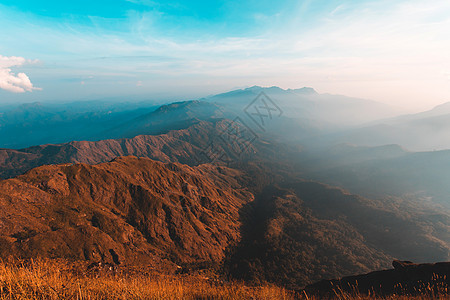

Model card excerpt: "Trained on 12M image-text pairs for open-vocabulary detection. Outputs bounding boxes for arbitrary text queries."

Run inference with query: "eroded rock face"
[0,156,252,270]
[304,260,450,297]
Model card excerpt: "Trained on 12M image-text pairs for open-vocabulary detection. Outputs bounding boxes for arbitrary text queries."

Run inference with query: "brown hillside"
[0,156,252,269]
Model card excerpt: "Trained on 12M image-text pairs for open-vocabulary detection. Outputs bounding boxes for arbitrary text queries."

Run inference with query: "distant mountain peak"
[244,85,284,92]
[430,101,450,113]
[243,86,317,95]
[289,87,318,95]
[153,100,209,113]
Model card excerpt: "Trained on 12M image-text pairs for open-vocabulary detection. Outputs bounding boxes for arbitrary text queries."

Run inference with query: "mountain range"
[0,86,449,294]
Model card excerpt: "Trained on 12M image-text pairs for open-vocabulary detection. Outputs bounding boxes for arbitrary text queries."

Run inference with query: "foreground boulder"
[304,260,450,297]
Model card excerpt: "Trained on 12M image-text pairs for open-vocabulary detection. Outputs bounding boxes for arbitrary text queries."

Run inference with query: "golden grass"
[0,259,449,299]
[0,259,294,299]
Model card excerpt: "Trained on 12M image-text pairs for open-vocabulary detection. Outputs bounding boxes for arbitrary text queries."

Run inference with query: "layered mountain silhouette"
[106,100,230,139]
[208,86,403,129]
[0,86,403,149]
[328,101,450,151]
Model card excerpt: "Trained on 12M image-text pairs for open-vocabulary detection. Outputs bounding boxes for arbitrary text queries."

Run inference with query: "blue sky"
[0,0,449,109]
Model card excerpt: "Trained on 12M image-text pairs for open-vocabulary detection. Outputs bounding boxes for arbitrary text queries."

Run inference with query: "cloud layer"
[0,55,41,93]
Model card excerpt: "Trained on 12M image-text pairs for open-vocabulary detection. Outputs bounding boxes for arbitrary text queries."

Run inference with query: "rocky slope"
[0,156,252,269]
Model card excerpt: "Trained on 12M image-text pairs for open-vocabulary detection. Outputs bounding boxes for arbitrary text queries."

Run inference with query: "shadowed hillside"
[225,179,449,289]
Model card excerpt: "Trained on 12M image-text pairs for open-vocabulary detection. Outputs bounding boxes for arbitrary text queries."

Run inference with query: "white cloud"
[0,55,41,93]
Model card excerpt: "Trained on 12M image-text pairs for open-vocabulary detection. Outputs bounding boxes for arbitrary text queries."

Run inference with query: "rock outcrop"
[304,260,450,297]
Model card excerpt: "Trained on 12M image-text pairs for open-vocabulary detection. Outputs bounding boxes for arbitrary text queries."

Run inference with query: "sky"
[0,0,449,110]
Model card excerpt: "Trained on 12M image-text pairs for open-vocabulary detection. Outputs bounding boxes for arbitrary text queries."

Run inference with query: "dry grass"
[1,259,449,299]
[0,259,295,299]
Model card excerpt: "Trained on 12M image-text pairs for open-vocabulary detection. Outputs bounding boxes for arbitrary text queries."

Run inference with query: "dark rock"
[304,261,450,297]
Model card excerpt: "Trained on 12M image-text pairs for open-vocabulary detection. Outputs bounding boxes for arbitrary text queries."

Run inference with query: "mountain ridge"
[0,119,264,179]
